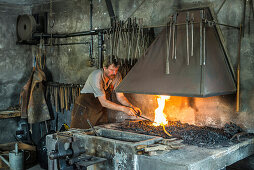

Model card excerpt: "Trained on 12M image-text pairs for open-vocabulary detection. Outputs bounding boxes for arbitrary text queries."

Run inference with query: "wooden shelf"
[0,110,21,119]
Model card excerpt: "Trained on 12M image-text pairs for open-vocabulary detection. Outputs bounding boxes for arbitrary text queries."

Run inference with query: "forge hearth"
[116,120,244,148]
[47,123,254,170]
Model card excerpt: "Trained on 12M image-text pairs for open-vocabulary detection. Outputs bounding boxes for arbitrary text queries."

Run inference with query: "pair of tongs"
[130,107,154,122]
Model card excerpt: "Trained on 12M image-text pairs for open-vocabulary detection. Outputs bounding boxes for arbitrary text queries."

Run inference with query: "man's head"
[103,55,120,80]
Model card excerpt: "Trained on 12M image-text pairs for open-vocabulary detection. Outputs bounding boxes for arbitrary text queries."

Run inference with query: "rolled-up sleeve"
[81,70,105,97]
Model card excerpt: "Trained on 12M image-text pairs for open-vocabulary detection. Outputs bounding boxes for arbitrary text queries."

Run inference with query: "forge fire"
[117,95,246,148]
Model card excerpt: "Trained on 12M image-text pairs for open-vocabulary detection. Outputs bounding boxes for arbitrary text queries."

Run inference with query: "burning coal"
[118,121,245,148]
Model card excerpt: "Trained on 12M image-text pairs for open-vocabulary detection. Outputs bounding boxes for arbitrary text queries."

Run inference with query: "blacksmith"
[71,56,142,129]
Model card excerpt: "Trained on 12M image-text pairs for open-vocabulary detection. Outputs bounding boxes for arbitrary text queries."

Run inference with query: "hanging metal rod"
[45,42,90,46]
[144,21,239,29]
[32,20,239,40]
[32,30,102,38]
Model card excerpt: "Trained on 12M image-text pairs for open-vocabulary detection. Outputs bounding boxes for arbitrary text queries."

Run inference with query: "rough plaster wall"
[0,4,32,144]
[31,0,254,130]
[32,0,110,84]
[0,4,32,110]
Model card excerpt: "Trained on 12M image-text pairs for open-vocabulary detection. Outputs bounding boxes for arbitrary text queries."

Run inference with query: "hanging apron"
[70,86,113,129]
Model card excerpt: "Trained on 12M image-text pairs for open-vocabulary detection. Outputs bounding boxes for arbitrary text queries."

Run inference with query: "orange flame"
[153,95,170,126]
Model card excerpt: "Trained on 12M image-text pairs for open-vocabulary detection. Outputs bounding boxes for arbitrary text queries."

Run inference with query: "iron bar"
[105,0,116,25]
[98,32,104,69]
[144,21,239,29]
[200,10,203,66]
[45,42,90,46]
[242,0,246,37]
[32,30,99,38]
[89,0,94,64]
[191,13,194,57]
[186,12,190,65]
[216,0,227,15]
[32,21,239,40]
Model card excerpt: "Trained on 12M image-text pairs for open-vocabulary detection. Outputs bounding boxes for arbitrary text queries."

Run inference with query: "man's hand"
[123,107,137,116]
[131,106,142,116]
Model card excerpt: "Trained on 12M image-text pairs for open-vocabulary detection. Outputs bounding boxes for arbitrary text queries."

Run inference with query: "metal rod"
[174,14,177,60]
[200,10,203,65]
[32,21,239,40]
[87,119,99,136]
[0,155,10,167]
[236,25,242,112]
[131,107,154,122]
[143,22,239,29]
[203,10,206,66]
[216,0,227,15]
[191,13,194,57]
[186,12,190,65]
[105,0,116,25]
[214,22,240,29]
[123,0,146,24]
[89,0,94,63]
[45,42,90,46]
[203,21,206,65]
[242,0,246,37]
[33,30,99,38]
[171,21,175,60]
[98,32,104,69]
[165,20,172,74]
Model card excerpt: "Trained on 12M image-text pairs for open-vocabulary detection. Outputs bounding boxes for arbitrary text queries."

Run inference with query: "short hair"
[103,55,120,68]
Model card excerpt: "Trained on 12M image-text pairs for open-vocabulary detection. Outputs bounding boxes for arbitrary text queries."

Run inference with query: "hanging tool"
[248,0,254,34]
[203,10,206,66]
[191,13,194,57]
[242,0,247,37]
[87,119,99,136]
[171,15,176,60]
[236,25,242,112]
[165,16,172,74]
[127,18,132,63]
[55,86,59,112]
[174,13,178,60]
[186,12,190,65]
[200,10,204,65]
[134,19,141,60]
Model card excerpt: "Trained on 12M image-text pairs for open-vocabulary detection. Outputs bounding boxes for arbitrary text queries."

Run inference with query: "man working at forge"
[71,56,142,129]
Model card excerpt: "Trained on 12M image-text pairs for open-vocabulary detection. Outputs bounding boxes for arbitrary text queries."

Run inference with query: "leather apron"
[70,85,113,129]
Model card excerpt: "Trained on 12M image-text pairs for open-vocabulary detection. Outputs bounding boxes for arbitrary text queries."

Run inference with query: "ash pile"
[117,120,247,148]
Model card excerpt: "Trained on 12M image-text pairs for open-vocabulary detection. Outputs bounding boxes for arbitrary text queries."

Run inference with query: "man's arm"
[116,93,142,115]
[116,93,133,107]
[98,95,136,116]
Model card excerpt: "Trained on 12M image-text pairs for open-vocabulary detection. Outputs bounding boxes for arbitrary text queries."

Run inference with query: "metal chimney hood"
[116,8,236,97]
